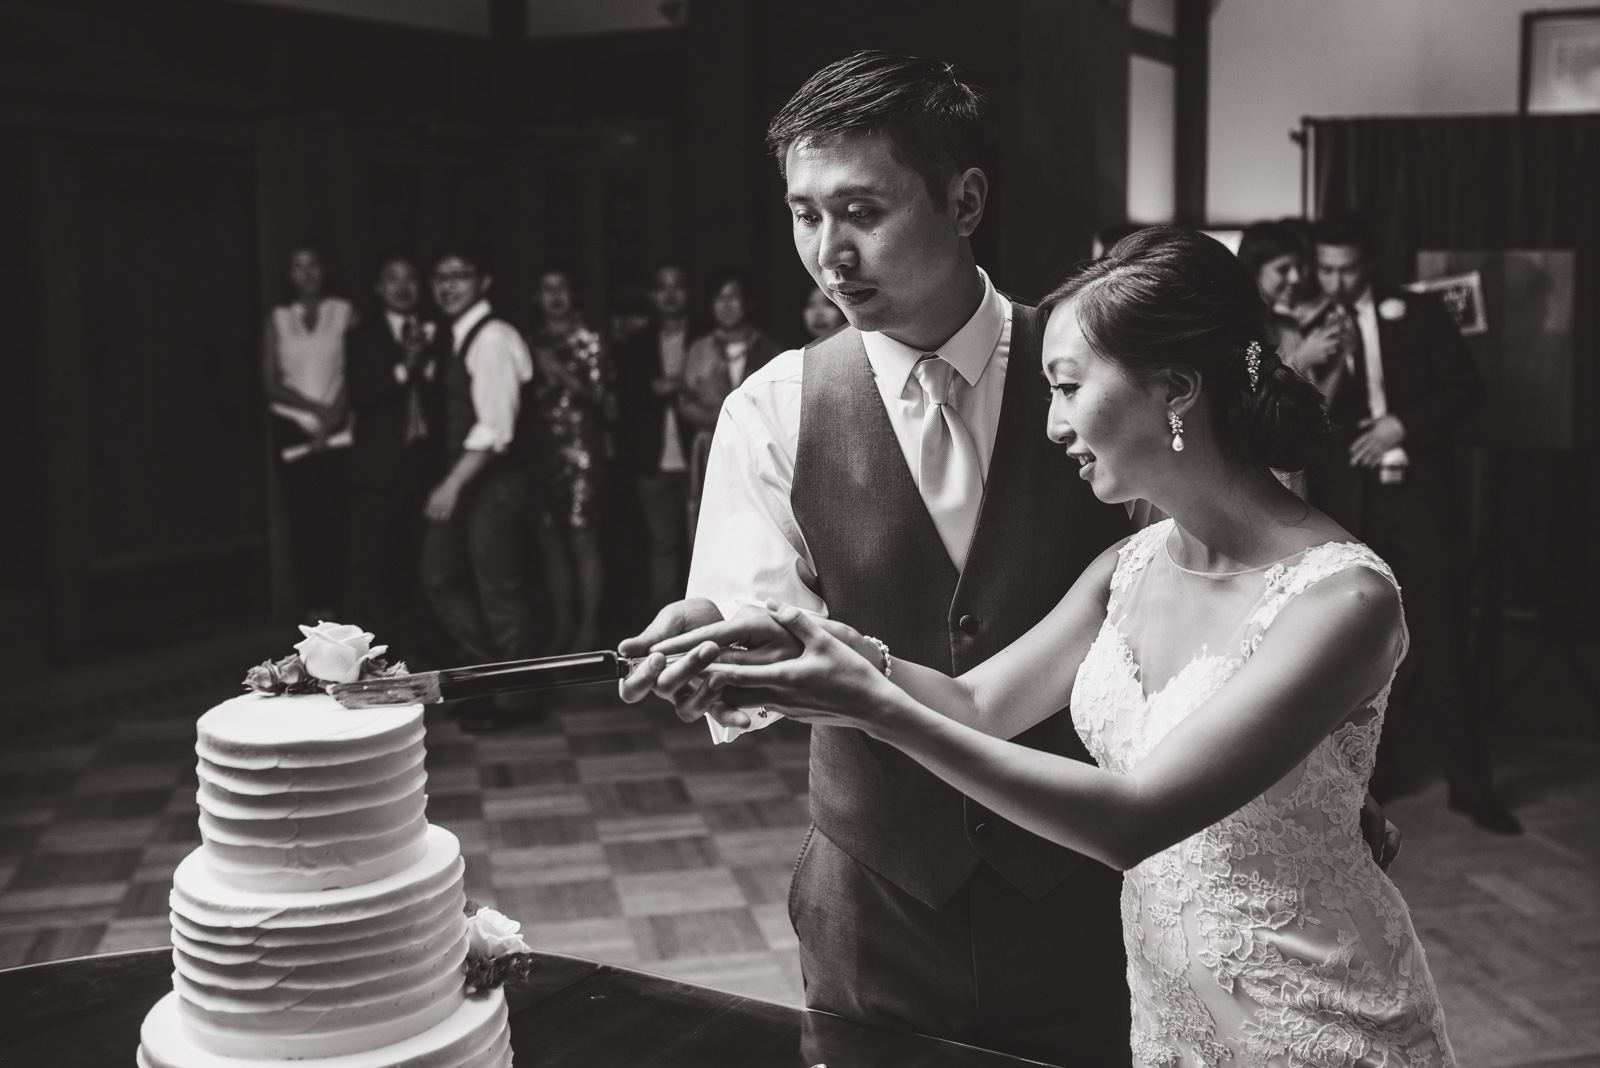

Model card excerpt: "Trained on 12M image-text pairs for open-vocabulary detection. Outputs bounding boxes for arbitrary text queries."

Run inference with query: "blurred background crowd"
[262,244,841,677]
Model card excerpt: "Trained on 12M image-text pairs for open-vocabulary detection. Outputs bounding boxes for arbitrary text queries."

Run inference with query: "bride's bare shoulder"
[1285,563,1403,647]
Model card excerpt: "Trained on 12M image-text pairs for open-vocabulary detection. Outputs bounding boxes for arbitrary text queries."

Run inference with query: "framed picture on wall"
[1522,9,1600,113]
[1405,271,1489,337]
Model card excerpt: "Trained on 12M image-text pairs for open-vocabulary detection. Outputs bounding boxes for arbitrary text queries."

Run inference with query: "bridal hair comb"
[1245,341,1262,391]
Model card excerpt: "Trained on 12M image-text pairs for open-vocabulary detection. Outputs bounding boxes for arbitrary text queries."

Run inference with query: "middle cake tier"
[169,824,471,1060]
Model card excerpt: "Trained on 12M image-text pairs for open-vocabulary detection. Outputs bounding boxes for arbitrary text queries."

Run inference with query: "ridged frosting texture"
[195,694,428,891]
[168,827,474,1058]
[135,692,515,1067]
[138,985,512,1068]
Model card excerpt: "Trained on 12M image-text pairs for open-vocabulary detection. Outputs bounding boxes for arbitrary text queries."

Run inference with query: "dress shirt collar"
[451,300,492,351]
[385,310,409,342]
[862,267,1007,397]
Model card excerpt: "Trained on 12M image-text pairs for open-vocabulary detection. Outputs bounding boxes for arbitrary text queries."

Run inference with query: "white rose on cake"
[466,907,531,958]
[294,622,387,684]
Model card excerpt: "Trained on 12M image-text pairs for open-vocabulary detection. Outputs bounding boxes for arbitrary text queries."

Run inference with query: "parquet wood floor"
[2,640,1596,1067]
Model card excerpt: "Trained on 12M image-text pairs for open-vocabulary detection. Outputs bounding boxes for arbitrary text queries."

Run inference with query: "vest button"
[972,821,992,839]
[957,614,980,635]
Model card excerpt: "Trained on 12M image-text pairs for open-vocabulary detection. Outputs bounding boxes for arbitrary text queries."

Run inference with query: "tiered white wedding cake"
[136,689,512,1067]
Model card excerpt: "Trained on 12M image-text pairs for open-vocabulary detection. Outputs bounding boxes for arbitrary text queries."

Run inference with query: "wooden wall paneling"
[35,137,88,657]
[686,0,762,301]
[0,138,46,653]
[1002,0,1130,300]
[71,124,268,650]
[1173,0,1211,226]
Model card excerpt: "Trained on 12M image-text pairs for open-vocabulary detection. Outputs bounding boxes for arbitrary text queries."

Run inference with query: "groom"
[620,53,1132,1065]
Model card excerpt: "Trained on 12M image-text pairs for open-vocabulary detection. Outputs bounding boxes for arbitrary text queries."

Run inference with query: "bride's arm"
[643,540,1125,739]
[933,539,1124,738]
[714,567,1401,871]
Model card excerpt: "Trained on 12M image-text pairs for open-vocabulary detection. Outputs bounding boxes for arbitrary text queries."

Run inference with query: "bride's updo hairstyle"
[1041,225,1328,472]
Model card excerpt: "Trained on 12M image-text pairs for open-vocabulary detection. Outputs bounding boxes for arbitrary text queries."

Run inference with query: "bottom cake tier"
[136,986,511,1068]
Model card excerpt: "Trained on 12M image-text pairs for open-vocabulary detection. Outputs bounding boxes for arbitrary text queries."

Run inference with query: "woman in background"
[529,268,613,653]
[1237,219,1350,404]
[263,246,354,620]
[681,267,781,541]
[801,284,846,341]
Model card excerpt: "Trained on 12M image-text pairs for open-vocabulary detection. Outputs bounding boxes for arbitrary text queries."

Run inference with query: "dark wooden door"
[38,125,267,657]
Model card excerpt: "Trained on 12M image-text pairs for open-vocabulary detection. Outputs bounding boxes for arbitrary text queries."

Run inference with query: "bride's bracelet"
[861,635,892,680]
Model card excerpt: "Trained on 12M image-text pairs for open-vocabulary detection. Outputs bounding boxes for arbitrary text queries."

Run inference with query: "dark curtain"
[1310,114,1599,640]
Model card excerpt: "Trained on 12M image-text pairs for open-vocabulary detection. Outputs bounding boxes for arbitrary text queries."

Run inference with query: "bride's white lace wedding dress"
[1072,520,1455,1067]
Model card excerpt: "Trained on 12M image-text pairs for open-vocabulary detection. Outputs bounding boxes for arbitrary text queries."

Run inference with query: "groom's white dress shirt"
[687,268,1013,741]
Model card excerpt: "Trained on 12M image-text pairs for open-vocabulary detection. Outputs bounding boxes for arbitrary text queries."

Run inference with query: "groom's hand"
[618,598,724,704]
[651,605,805,665]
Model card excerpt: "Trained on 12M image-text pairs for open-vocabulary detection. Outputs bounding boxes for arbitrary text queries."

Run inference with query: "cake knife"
[328,650,689,708]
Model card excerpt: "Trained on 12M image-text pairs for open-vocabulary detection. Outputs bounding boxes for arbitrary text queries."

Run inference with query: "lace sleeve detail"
[1244,542,1408,662]
[1107,519,1173,616]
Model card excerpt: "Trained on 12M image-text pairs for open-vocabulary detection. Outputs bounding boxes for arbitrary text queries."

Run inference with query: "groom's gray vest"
[790,303,1129,909]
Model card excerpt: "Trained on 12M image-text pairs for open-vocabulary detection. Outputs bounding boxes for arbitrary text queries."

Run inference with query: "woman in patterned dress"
[652,227,1456,1067]
[528,269,614,653]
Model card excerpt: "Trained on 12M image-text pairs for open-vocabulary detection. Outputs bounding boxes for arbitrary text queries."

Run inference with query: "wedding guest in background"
[681,266,781,539]
[262,246,354,620]
[802,284,846,341]
[613,263,694,615]
[529,268,614,653]
[421,247,540,728]
[346,254,446,650]
[1311,215,1518,833]
[1238,219,1350,403]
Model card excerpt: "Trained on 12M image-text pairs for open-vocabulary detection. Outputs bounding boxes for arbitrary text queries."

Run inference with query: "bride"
[644,227,1455,1067]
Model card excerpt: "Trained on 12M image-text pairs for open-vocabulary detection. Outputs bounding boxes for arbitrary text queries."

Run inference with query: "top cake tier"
[195,694,429,892]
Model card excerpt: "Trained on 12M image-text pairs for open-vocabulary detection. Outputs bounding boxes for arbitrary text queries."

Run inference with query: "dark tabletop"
[0,949,1059,1067]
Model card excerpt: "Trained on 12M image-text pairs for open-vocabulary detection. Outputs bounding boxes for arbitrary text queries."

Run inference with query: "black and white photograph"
[2,2,1597,1067]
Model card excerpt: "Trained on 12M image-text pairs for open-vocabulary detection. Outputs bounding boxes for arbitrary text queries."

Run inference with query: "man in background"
[1311,215,1519,834]
[347,254,445,653]
[421,248,539,727]
[613,263,695,616]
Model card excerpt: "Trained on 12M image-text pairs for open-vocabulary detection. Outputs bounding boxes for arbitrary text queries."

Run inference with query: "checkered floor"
[0,683,812,1004]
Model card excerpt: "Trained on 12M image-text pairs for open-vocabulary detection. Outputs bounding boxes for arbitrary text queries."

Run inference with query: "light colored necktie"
[913,356,984,570]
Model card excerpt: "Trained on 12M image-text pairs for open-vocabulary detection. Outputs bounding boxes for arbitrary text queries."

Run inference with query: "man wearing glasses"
[422,248,541,726]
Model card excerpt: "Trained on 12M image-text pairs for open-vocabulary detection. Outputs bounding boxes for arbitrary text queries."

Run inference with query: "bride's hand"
[702,601,902,733]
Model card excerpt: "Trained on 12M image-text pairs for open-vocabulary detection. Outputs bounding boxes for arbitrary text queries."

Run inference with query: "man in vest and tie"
[422,247,541,726]
[620,53,1132,1065]
[1311,216,1517,834]
[347,254,447,650]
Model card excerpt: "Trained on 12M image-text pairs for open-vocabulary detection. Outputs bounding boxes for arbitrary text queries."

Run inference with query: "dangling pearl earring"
[1168,411,1185,452]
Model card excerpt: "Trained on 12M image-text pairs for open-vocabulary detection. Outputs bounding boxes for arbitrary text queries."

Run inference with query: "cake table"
[0,947,1068,1066]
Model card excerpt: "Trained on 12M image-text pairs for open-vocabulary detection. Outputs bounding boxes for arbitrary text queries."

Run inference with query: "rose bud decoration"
[465,907,532,959]
[294,621,388,684]
[273,654,307,685]
[243,662,278,693]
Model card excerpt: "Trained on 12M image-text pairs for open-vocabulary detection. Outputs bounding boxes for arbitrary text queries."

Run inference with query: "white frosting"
[137,692,515,1067]
[138,988,511,1068]
[194,695,429,891]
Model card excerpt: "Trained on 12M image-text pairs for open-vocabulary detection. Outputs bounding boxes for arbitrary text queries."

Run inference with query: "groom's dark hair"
[766,51,988,208]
